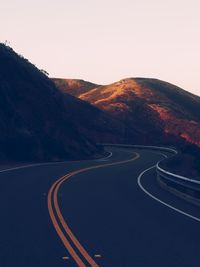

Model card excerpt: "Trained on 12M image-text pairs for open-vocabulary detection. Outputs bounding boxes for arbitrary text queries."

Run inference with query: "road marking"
[137,163,200,223]
[94,254,102,258]
[153,152,168,159]
[102,151,113,160]
[0,151,113,174]
[62,256,70,260]
[48,152,140,267]
[48,179,86,267]
[95,152,113,162]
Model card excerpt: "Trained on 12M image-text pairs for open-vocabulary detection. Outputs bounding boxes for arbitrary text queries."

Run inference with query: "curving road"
[0,146,200,266]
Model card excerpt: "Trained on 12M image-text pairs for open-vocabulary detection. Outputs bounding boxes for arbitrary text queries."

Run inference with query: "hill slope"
[0,44,100,161]
[54,81,138,144]
[55,77,200,147]
[53,78,98,97]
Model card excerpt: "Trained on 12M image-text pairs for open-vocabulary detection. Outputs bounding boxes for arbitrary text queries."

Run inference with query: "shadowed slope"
[55,77,200,147]
[54,81,138,144]
[0,44,100,161]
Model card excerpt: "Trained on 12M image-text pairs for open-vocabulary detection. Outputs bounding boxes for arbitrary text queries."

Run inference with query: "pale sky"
[1,0,200,96]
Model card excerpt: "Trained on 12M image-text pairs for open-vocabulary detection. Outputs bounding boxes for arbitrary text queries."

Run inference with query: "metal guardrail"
[103,143,200,200]
[102,143,177,154]
[157,164,200,185]
[157,169,200,199]
[156,150,200,200]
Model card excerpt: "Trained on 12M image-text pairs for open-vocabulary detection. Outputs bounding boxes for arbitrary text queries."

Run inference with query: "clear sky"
[1,0,200,95]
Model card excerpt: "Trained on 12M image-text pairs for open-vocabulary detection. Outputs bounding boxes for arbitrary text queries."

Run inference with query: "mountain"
[54,77,200,148]
[54,81,138,144]
[53,78,98,97]
[0,44,101,161]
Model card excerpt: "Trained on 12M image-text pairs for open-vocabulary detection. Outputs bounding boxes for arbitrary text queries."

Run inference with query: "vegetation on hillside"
[54,77,200,177]
[0,43,100,161]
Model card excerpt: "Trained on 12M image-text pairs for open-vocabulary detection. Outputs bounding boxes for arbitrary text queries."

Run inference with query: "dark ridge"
[0,43,100,161]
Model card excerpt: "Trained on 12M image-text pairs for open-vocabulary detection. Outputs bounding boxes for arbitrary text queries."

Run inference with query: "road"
[0,146,200,267]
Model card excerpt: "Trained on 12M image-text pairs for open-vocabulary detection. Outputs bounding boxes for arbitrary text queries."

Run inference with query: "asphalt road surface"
[0,146,200,267]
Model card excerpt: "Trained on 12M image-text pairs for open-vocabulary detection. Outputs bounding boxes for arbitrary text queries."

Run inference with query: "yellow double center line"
[48,152,140,267]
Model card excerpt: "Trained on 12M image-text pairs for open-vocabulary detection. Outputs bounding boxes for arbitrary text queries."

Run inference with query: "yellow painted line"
[48,152,140,267]
[48,180,86,267]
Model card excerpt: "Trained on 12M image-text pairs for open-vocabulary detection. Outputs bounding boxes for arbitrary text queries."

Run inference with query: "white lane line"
[96,151,113,162]
[137,165,200,223]
[0,151,113,173]
[0,162,55,173]
[153,152,168,159]
[103,151,113,160]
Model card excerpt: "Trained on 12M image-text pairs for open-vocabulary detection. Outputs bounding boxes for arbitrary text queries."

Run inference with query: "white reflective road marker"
[94,254,102,258]
[62,256,70,260]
